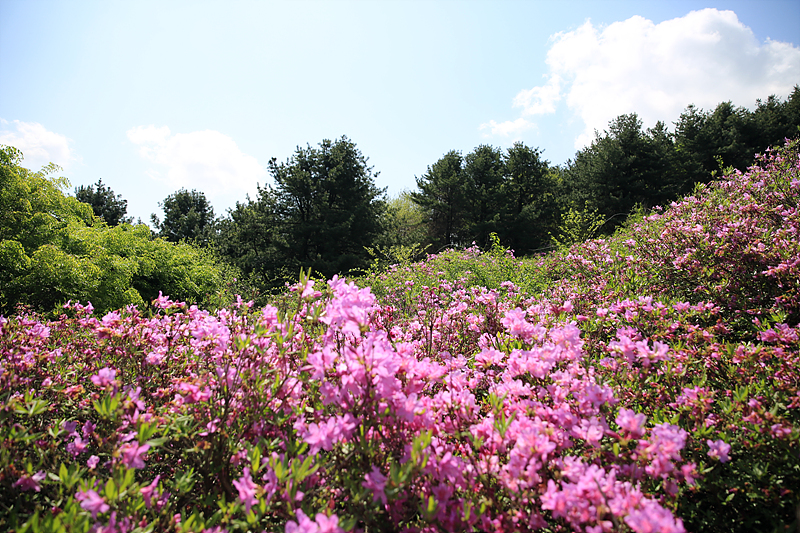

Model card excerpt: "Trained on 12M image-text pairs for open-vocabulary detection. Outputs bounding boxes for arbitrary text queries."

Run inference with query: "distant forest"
[1,87,798,314]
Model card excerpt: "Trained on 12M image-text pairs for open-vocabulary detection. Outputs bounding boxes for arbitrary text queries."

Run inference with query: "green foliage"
[360,191,431,273]
[74,179,132,226]
[381,190,428,250]
[214,185,288,302]
[151,188,216,246]
[675,86,800,186]
[463,144,506,247]
[0,146,230,316]
[549,206,606,249]
[499,142,559,254]
[412,143,557,254]
[411,149,467,250]
[407,89,800,255]
[0,145,93,252]
[563,114,685,233]
[3,139,800,533]
[268,136,386,278]
[214,137,386,295]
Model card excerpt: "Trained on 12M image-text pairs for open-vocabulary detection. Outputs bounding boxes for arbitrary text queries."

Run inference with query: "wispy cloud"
[126,125,267,198]
[479,117,536,139]
[483,8,800,149]
[0,119,77,171]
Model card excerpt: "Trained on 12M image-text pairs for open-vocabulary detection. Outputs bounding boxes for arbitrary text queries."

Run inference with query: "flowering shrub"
[2,140,799,532]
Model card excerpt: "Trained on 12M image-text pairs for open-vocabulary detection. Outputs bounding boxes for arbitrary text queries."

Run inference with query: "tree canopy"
[151,188,216,246]
[3,88,799,316]
[268,136,386,277]
[0,145,228,316]
[411,143,557,254]
[75,179,132,226]
[563,114,685,232]
[214,136,386,293]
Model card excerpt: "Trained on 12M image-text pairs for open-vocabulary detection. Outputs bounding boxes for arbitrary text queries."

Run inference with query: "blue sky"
[1,0,799,223]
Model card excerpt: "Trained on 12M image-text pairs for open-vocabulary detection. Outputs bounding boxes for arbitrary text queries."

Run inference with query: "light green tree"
[0,145,229,315]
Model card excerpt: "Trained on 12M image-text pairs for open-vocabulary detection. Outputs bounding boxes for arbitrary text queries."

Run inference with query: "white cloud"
[513,75,562,115]
[0,119,77,170]
[486,8,800,149]
[126,125,267,198]
[479,117,536,138]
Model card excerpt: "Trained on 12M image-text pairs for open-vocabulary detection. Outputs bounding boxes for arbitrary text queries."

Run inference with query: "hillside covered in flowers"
[2,140,799,532]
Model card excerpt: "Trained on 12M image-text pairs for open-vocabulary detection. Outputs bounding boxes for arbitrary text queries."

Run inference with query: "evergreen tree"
[565,113,683,232]
[500,142,557,254]
[674,88,800,185]
[75,179,132,226]
[411,150,468,250]
[463,145,505,247]
[268,136,385,278]
[215,185,286,290]
[151,188,216,246]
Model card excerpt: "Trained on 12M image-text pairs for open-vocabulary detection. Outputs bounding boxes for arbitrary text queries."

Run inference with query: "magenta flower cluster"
[2,139,799,532]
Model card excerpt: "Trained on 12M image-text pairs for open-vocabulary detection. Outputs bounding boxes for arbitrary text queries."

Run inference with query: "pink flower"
[297,280,321,299]
[314,513,344,533]
[707,439,731,463]
[285,509,319,533]
[87,455,100,470]
[624,500,685,533]
[119,442,150,469]
[771,424,792,438]
[153,291,172,309]
[501,308,538,342]
[90,367,116,388]
[362,466,388,505]
[62,420,78,437]
[13,471,45,492]
[758,329,780,343]
[302,415,356,455]
[232,469,259,512]
[67,436,87,457]
[82,420,96,438]
[140,475,161,509]
[616,408,647,438]
[76,489,110,518]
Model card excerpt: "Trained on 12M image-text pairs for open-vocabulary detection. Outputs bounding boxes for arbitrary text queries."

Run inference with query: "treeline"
[414,88,800,255]
[1,88,798,314]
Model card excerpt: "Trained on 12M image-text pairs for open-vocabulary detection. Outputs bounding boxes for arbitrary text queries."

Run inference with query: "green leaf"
[104,478,117,501]
[250,444,262,475]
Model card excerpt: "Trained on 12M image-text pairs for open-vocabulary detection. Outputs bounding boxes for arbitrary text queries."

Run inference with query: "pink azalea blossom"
[314,513,344,533]
[303,420,337,455]
[13,471,45,492]
[140,475,161,509]
[82,420,96,438]
[232,469,259,512]
[624,500,685,533]
[90,367,116,388]
[616,408,647,438]
[285,509,319,533]
[67,436,87,457]
[75,489,110,518]
[362,466,388,505]
[118,442,150,469]
[707,439,731,463]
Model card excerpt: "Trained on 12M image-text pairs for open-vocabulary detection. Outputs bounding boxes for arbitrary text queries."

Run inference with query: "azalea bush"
[2,140,799,532]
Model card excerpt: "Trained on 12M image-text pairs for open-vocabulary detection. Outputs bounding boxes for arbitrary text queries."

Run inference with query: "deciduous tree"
[0,145,227,315]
